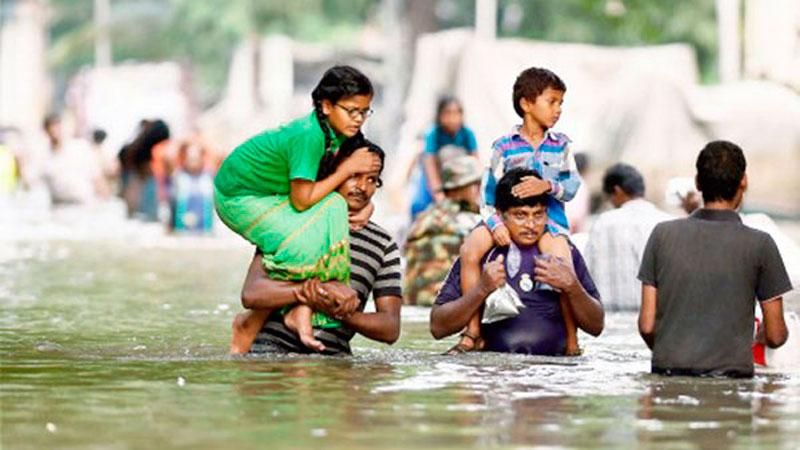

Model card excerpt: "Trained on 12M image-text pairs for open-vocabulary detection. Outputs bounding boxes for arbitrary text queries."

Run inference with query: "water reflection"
[637,376,791,447]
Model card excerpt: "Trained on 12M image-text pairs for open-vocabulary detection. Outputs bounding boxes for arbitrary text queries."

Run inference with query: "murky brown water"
[2,234,799,449]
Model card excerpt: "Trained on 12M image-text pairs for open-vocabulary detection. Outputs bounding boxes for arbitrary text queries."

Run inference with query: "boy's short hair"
[696,140,746,203]
[495,168,549,212]
[513,67,566,118]
[602,163,645,197]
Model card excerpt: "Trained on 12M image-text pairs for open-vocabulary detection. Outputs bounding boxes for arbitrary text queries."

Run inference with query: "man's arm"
[240,253,302,309]
[561,276,604,337]
[638,284,657,349]
[760,297,788,348]
[430,256,506,339]
[533,256,604,336]
[341,296,402,344]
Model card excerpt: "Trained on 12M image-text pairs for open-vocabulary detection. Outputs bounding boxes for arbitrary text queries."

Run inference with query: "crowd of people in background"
[0,114,220,235]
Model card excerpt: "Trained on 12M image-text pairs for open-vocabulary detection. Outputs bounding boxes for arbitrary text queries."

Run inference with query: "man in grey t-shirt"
[638,141,792,378]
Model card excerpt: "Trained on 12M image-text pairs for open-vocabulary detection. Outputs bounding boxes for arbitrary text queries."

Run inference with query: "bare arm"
[430,256,506,339]
[240,254,302,309]
[534,256,604,336]
[289,173,351,212]
[638,284,657,349]
[341,296,402,344]
[430,283,492,339]
[422,154,443,200]
[760,297,788,348]
[561,277,605,337]
[289,147,380,211]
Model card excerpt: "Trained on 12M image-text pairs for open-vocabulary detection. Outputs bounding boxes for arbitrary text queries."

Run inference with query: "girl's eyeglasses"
[335,104,374,119]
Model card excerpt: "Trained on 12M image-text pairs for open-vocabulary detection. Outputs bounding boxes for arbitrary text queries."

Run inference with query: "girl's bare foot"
[230,311,267,354]
[284,306,326,353]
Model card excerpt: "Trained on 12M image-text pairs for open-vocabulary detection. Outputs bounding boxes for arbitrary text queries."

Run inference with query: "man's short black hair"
[495,168,549,212]
[316,132,385,185]
[602,163,645,197]
[512,67,566,118]
[696,140,746,203]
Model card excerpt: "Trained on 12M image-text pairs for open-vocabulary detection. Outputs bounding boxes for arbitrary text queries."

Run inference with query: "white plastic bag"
[482,284,525,324]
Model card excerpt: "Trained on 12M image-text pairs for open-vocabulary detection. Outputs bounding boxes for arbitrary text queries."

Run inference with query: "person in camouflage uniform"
[404,156,482,305]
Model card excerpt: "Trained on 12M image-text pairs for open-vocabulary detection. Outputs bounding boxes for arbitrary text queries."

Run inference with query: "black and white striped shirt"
[251,221,402,355]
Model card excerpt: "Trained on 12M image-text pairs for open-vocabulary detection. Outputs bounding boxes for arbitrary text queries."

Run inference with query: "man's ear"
[740,173,748,192]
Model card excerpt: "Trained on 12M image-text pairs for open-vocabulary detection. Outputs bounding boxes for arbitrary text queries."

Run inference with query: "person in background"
[119,119,170,220]
[40,113,105,205]
[404,156,482,306]
[583,163,672,311]
[638,140,791,378]
[171,139,215,233]
[90,128,119,197]
[410,96,478,219]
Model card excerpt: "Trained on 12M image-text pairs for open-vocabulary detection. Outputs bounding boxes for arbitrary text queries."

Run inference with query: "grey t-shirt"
[638,209,792,377]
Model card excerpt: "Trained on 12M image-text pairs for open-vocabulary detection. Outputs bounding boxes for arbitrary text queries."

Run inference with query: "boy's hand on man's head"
[512,176,551,198]
[491,224,511,247]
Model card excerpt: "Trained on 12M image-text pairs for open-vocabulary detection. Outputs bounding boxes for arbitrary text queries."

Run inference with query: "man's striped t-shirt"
[250,221,402,355]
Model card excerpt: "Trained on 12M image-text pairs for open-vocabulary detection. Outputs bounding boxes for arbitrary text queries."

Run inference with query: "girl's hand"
[491,224,511,246]
[349,202,374,231]
[511,176,551,198]
[341,147,381,176]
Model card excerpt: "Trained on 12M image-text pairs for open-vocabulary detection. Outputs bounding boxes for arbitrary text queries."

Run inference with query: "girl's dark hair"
[311,65,374,154]
[495,168,548,212]
[122,119,170,172]
[512,67,566,118]
[316,132,385,186]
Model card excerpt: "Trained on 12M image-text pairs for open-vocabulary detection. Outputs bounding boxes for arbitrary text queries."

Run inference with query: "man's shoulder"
[355,221,397,253]
[594,201,672,228]
[652,216,691,233]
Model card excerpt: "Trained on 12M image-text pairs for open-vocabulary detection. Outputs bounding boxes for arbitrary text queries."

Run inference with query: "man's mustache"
[348,189,367,200]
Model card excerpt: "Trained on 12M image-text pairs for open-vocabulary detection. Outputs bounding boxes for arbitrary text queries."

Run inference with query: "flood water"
[2,216,800,449]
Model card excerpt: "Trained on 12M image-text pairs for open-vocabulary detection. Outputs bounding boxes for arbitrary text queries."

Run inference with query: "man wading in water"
[638,140,791,378]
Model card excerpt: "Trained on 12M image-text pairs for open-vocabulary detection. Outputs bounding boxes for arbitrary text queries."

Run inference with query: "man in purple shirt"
[430,168,604,355]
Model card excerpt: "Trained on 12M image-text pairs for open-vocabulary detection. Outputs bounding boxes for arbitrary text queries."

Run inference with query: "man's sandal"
[444,331,483,355]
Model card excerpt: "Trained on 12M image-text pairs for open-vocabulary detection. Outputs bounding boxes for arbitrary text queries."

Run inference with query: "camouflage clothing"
[403,199,480,306]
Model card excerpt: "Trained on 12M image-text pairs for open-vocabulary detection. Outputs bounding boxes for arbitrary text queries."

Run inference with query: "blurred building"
[0,0,49,138]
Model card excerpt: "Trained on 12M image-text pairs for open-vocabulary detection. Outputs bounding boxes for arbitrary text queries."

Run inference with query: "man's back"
[585,199,671,311]
[638,209,792,377]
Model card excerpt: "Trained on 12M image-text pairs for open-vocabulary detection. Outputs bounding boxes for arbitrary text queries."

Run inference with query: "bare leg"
[230,309,271,354]
[451,225,495,353]
[283,305,326,352]
[539,233,580,355]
